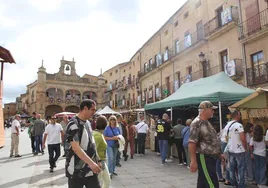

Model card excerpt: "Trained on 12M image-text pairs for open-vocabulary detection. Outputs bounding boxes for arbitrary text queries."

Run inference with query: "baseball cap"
[198,101,218,109]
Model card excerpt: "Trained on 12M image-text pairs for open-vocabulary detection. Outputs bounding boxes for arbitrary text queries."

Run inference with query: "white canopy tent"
[96,106,119,115]
[55,112,76,118]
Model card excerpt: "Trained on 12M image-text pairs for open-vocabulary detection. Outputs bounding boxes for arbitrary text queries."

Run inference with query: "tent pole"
[171,107,173,124]
[219,101,222,130]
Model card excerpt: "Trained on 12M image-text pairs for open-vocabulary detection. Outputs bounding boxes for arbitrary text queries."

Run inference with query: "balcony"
[204,6,238,39]
[239,8,268,42]
[169,28,205,60]
[247,62,268,86]
[46,97,81,105]
[105,83,115,93]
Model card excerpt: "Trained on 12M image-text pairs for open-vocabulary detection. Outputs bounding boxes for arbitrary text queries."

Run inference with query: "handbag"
[109,126,120,148]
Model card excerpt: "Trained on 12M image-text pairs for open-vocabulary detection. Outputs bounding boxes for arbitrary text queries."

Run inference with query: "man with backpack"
[65,99,101,188]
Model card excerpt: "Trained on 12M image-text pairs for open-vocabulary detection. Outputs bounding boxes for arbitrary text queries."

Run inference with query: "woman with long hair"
[250,125,267,186]
[244,123,254,182]
[93,115,111,188]
[103,115,120,179]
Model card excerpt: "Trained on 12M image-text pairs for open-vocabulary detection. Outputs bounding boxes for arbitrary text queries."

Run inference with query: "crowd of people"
[7,99,268,188]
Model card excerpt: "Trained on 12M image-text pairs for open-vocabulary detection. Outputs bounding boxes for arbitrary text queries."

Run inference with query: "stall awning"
[145,72,254,111]
[0,46,15,63]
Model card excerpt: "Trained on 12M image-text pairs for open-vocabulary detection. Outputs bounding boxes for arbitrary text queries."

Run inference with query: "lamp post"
[198,52,208,78]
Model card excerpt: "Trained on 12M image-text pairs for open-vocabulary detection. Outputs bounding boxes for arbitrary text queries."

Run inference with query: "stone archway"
[45,105,63,118]
[65,106,79,113]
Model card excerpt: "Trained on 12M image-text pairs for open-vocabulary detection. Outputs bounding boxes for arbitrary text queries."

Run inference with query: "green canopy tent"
[145,72,254,129]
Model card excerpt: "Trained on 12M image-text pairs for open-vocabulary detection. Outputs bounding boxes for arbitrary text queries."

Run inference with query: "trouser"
[107,146,118,173]
[48,144,61,168]
[116,151,121,165]
[229,152,246,188]
[98,161,111,188]
[137,133,146,154]
[245,150,254,181]
[175,138,186,163]
[216,159,223,180]
[155,136,159,152]
[68,175,101,188]
[31,135,35,152]
[125,138,135,156]
[123,138,128,156]
[197,153,219,188]
[10,133,19,155]
[158,140,168,163]
[184,146,190,166]
[134,138,138,154]
[221,142,230,182]
[35,135,43,153]
[254,154,266,185]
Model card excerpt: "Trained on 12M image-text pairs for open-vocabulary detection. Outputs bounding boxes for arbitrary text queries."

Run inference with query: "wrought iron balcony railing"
[247,62,268,86]
[204,6,238,38]
[239,8,268,40]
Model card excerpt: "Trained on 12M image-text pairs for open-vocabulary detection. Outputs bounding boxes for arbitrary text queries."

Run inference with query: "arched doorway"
[65,106,79,113]
[45,105,63,118]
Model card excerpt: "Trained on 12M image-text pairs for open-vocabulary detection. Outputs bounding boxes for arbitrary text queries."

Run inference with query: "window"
[184,66,192,83]
[216,6,223,27]
[184,30,191,48]
[164,29,168,36]
[196,20,204,41]
[115,80,118,87]
[195,0,201,9]
[220,49,228,71]
[149,58,153,70]
[175,40,180,54]
[115,69,118,73]
[144,62,149,73]
[110,72,112,76]
[251,51,264,77]
[124,69,126,72]
[184,11,189,19]
[164,47,169,61]
[174,71,181,91]
[174,20,178,28]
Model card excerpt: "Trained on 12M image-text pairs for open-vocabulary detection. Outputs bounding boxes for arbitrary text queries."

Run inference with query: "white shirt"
[226,121,245,153]
[265,130,268,141]
[250,137,266,157]
[11,119,20,133]
[44,123,63,145]
[135,121,149,133]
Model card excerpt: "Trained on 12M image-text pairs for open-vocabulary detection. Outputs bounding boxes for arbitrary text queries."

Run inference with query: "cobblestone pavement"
[0,128,258,188]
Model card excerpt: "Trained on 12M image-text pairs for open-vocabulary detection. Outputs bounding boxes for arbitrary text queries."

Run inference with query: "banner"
[224,60,236,77]
[221,7,232,26]
[149,89,153,99]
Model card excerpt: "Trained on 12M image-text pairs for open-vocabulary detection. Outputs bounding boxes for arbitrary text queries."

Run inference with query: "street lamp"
[198,52,209,78]
[198,52,206,62]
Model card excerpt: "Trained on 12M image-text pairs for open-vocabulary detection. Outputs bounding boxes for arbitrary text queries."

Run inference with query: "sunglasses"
[110,119,116,121]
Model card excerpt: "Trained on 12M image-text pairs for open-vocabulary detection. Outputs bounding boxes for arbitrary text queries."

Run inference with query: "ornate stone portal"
[17,58,107,118]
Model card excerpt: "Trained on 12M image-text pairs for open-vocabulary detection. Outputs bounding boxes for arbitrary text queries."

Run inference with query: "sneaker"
[156,152,160,156]
[178,163,183,166]
[131,155,134,159]
[161,162,166,166]
[135,154,140,157]
[9,154,14,157]
[170,156,174,159]
[49,168,54,173]
[187,166,190,169]
[124,155,129,161]
[34,152,38,156]
[183,162,187,165]
[116,163,122,167]
[112,172,118,176]
[218,178,225,183]
[224,182,232,186]
[165,159,173,163]
[140,154,144,157]
[15,155,22,158]
[110,174,113,179]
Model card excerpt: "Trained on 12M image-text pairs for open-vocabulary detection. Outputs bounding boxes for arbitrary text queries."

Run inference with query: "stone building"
[3,102,17,120]
[16,58,107,118]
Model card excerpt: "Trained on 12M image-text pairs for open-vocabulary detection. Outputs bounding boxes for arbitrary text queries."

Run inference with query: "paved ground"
[0,128,257,188]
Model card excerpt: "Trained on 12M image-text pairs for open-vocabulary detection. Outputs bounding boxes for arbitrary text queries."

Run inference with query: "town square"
[1,0,268,187]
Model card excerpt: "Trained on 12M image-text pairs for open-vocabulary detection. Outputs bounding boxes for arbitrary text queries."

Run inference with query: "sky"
[0,0,187,103]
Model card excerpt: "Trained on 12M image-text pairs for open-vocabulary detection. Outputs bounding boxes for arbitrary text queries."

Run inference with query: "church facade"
[16,58,108,118]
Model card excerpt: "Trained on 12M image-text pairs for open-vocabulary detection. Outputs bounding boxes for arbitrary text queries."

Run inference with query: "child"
[250,125,267,187]
[93,115,111,188]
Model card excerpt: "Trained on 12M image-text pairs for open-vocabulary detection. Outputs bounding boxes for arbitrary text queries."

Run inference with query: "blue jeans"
[158,140,168,163]
[116,150,121,165]
[216,159,223,179]
[35,135,43,153]
[245,150,254,181]
[254,154,266,185]
[221,142,230,181]
[107,146,118,174]
[229,152,246,188]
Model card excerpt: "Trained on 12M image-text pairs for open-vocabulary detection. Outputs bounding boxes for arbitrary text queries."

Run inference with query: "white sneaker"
[187,166,190,169]
[178,163,183,166]
[135,154,140,157]
[165,159,173,163]
[170,156,174,159]
[140,154,144,157]
[156,152,160,156]
[183,162,187,165]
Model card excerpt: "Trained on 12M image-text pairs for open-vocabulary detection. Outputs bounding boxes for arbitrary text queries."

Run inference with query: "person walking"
[226,110,247,188]
[60,115,68,157]
[104,115,120,179]
[181,119,192,168]
[42,116,64,172]
[135,114,149,156]
[173,118,186,165]
[27,112,37,154]
[128,117,136,159]
[32,114,45,155]
[188,101,221,188]
[65,99,101,188]
[93,115,111,188]
[10,114,22,158]
[116,114,128,165]
[250,125,267,187]
[156,113,172,165]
